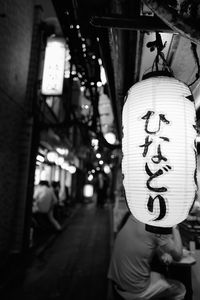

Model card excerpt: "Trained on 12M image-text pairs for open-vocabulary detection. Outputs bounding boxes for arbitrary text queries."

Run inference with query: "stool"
[110,280,164,300]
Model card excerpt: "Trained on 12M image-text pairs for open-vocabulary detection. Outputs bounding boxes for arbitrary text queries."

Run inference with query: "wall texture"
[0,0,35,261]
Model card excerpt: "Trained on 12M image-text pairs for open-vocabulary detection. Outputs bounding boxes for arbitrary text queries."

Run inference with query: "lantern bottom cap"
[145,224,172,235]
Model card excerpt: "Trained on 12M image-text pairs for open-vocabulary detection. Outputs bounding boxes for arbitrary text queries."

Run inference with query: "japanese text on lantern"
[139,110,171,221]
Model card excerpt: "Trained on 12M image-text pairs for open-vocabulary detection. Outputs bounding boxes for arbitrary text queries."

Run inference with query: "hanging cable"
[189,42,200,87]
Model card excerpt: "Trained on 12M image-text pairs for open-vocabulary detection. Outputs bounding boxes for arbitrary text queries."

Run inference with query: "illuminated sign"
[41,37,66,95]
[122,76,197,229]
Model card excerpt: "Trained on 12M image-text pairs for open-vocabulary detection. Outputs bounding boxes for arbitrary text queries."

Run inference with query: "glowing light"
[92,139,99,148]
[68,165,76,174]
[80,86,85,92]
[62,161,69,170]
[96,153,101,159]
[104,165,111,174]
[41,37,66,95]
[40,169,47,180]
[122,75,197,230]
[56,148,65,155]
[47,151,58,163]
[56,148,69,156]
[54,167,60,181]
[88,174,94,181]
[104,132,116,144]
[100,65,107,85]
[57,157,64,166]
[83,184,94,197]
[37,154,44,163]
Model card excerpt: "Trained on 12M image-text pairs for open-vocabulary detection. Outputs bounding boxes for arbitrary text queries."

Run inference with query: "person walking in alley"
[96,171,108,207]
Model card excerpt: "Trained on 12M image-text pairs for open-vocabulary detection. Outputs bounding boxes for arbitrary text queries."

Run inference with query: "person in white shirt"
[33,180,62,231]
[108,214,185,300]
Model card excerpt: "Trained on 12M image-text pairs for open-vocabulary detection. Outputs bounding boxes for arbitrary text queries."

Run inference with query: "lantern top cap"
[142,70,173,80]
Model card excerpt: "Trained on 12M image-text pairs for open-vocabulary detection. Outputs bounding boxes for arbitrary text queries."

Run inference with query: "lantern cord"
[150,32,174,76]
[188,42,200,87]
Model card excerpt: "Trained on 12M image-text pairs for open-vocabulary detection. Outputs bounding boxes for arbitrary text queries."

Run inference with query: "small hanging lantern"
[122,74,197,233]
[83,184,94,198]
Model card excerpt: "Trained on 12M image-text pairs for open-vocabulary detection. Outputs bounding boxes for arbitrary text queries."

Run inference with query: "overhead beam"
[142,0,200,45]
[90,15,175,33]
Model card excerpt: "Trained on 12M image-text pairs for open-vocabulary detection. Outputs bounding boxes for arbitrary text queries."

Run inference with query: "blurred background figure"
[32,180,62,233]
[59,185,69,206]
[96,171,108,208]
[51,181,60,201]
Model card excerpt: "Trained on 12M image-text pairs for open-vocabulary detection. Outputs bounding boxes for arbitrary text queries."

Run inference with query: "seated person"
[33,180,62,231]
[187,198,200,221]
[108,213,185,300]
[51,181,60,201]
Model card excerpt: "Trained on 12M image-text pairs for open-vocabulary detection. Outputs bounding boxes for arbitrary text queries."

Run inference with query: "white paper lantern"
[41,37,66,96]
[83,184,94,198]
[122,75,197,232]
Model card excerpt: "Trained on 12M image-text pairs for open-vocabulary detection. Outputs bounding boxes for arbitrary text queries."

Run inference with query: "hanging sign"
[41,37,66,95]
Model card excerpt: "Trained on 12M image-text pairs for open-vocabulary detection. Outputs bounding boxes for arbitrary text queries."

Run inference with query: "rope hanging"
[189,42,200,87]
[146,32,174,76]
